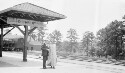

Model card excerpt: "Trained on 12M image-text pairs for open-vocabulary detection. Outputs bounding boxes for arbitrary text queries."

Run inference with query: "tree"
[96,28,107,57]
[29,32,37,41]
[96,20,124,59]
[67,28,79,53]
[52,30,62,43]
[37,26,47,44]
[29,23,47,44]
[47,30,62,44]
[82,31,95,56]
[47,33,54,43]
[56,41,71,57]
[51,30,62,51]
[62,41,71,52]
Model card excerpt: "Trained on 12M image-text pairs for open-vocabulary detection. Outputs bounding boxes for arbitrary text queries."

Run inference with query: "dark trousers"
[43,56,48,68]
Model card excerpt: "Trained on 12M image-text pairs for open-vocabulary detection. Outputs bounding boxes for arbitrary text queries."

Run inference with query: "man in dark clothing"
[41,43,49,69]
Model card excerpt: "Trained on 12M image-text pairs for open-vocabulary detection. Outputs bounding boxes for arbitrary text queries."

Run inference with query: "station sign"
[7,17,45,27]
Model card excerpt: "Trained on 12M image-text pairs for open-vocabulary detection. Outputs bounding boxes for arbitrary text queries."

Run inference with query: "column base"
[23,59,27,62]
[0,53,2,57]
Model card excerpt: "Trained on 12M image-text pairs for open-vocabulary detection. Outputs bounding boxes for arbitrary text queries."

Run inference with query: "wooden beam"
[3,27,15,37]
[0,18,6,23]
[28,27,37,35]
[14,25,24,35]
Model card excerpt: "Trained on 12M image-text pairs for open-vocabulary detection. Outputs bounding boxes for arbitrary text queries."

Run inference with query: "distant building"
[4,34,42,51]
[28,37,42,51]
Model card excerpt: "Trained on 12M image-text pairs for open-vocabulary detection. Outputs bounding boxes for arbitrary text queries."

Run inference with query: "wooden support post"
[23,25,28,62]
[0,25,3,57]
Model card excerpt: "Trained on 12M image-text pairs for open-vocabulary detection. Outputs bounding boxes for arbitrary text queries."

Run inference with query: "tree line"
[27,16,125,60]
[43,15,125,60]
[5,15,125,60]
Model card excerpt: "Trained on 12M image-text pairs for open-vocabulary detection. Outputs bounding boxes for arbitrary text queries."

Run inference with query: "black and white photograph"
[0,0,125,73]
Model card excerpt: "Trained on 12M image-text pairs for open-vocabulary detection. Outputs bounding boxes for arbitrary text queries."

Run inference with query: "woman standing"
[47,43,57,69]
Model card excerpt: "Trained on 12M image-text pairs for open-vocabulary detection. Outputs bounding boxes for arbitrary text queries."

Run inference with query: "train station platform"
[0,52,125,73]
[0,52,83,73]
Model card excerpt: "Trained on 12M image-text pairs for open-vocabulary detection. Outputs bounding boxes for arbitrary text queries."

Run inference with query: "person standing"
[41,43,49,69]
[47,43,57,69]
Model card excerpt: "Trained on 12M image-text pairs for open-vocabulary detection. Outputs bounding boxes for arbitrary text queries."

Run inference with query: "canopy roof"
[0,2,66,28]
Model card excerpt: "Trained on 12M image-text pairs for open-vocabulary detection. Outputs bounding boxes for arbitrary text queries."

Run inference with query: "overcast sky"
[1,0,125,41]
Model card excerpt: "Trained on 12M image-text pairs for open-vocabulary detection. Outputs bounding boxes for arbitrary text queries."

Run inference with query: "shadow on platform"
[0,61,19,67]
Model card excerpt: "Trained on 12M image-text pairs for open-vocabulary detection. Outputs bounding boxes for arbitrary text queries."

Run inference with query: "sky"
[1,0,125,41]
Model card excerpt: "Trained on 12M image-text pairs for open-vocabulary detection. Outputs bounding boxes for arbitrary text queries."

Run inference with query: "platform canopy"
[0,2,66,61]
[0,2,66,28]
